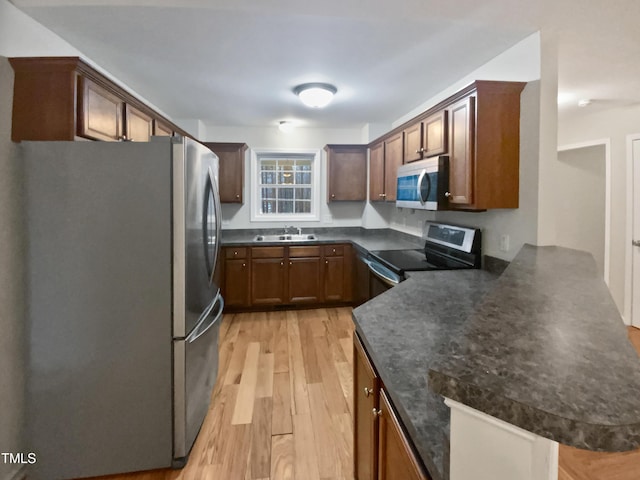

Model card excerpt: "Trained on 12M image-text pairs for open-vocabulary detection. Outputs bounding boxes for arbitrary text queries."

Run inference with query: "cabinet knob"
[234,251,238,255]
[242,263,246,267]
[378,193,386,198]
[235,194,240,199]
[372,408,381,418]
[280,261,284,266]
[289,261,292,266]
[444,191,452,198]
[331,194,336,198]
[332,248,336,253]
[364,387,372,397]
[325,260,329,264]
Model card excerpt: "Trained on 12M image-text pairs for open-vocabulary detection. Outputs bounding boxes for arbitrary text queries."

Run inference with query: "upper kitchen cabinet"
[369,132,403,203]
[78,77,124,142]
[369,80,525,211]
[325,144,367,201]
[9,57,187,142]
[153,119,174,137]
[403,110,448,163]
[446,81,525,210]
[204,142,248,203]
[124,104,153,142]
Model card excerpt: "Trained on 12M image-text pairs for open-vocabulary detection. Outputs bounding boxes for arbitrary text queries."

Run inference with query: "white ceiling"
[9,0,640,129]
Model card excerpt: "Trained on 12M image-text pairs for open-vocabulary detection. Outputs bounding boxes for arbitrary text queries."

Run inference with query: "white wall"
[203,124,368,229]
[555,145,606,276]
[558,104,640,319]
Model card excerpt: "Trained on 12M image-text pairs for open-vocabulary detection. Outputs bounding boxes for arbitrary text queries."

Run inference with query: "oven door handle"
[363,258,401,287]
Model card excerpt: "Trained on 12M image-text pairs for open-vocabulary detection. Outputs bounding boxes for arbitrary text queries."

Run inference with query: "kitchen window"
[250,149,321,222]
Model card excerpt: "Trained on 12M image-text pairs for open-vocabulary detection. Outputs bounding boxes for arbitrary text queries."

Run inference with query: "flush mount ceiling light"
[293,83,337,108]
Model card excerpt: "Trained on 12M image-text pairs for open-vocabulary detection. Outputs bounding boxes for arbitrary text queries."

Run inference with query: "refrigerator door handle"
[186,292,224,344]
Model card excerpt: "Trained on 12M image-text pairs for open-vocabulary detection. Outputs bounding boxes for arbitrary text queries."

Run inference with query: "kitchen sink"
[253,233,317,242]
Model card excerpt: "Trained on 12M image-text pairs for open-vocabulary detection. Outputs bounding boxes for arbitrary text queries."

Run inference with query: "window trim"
[250,148,321,222]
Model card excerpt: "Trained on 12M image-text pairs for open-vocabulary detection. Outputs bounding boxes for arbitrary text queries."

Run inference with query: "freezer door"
[173,138,222,338]
[173,292,224,463]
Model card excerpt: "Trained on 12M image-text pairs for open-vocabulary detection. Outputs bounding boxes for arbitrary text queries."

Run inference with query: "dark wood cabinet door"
[403,122,423,163]
[423,110,448,157]
[354,334,379,480]
[384,132,404,202]
[204,143,247,203]
[125,104,153,142]
[78,77,123,141]
[378,389,431,480]
[288,257,322,304]
[369,142,385,202]
[251,258,286,305]
[324,255,345,302]
[223,258,250,307]
[326,145,367,201]
[448,96,475,206]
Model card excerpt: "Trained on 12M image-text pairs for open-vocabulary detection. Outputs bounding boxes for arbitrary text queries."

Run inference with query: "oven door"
[362,258,401,298]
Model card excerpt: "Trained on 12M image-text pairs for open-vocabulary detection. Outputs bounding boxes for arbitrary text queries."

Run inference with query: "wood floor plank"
[298,313,323,383]
[334,361,354,416]
[287,313,310,415]
[255,352,275,398]
[272,371,293,435]
[232,342,261,424]
[331,412,354,480]
[224,326,251,385]
[270,434,294,480]
[249,397,273,480]
[292,414,321,480]
[204,384,239,464]
[308,383,340,479]
[272,314,290,374]
[313,334,349,415]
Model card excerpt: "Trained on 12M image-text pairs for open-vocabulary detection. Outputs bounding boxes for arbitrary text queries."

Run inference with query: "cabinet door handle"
[364,387,372,397]
[379,193,386,197]
[372,408,381,418]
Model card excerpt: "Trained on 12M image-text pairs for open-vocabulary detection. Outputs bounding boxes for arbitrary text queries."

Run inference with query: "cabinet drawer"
[290,246,321,258]
[251,246,285,258]
[323,245,344,257]
[225,247,247,259]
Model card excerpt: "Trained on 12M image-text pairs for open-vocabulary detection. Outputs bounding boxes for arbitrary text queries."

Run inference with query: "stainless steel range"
[364,222,482,290]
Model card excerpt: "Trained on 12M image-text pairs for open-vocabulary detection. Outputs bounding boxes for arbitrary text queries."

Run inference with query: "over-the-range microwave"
[396,155,449,210]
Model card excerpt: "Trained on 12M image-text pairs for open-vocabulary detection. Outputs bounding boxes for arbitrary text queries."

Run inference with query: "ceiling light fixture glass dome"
[294,83,337,108]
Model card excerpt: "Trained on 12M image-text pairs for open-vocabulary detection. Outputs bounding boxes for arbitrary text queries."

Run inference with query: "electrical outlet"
[499,234,510,252]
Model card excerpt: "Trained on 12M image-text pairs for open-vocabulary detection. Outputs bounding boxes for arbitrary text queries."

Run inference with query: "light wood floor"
[82,314,640,480]
[85,307,355,480]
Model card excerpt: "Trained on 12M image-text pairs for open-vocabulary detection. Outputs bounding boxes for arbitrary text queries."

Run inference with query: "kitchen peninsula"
[353,244,640,480]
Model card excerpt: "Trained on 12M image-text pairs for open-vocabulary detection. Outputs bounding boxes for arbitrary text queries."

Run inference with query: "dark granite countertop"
[221,227,424,252]
[353,244,640,480]
[429,245,640,452]
[352,269,499,480]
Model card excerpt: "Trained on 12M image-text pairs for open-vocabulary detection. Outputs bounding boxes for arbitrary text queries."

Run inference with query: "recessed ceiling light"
[293,83,337,108]
[278,121,294,133]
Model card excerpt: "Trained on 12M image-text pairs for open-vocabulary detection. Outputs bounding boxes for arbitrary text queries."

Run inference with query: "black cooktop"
[369,249,439,274]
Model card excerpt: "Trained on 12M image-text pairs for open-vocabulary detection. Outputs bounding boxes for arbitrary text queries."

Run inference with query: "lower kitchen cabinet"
[222,243,354,310]
[222,247,250,308]
[323,244,352,303]
[354,333,431,480]
[288,246,322,304]
[250,247,286,306]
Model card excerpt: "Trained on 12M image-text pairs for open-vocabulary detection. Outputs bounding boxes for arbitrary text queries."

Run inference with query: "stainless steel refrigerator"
[23,136,224,479]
